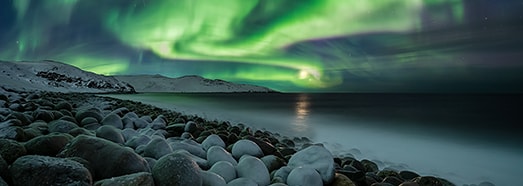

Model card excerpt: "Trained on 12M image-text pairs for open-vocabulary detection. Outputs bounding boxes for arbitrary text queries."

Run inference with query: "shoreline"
[0,90,495,186]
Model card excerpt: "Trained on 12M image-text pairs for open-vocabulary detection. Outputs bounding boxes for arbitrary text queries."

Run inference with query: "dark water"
[105,93,523,186]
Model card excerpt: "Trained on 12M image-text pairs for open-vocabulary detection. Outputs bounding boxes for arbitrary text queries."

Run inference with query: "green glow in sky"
[1,0,475,91]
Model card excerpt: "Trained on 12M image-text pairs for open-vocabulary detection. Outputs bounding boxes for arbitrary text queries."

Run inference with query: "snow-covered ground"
[0,60,274,93]
[0,60,135,93]
[115,74,275,93]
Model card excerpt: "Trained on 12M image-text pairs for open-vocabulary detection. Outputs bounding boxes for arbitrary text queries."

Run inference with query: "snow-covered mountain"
[115,74,276,93]
[0,60,135,93]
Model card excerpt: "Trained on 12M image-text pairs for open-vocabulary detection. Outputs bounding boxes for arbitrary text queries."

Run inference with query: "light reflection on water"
[292,93,310,132]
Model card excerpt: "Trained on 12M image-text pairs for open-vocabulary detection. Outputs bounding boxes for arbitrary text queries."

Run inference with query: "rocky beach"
[0,89,492,186]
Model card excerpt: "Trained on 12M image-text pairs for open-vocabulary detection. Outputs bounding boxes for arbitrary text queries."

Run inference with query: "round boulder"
[144,137,173,159]
[209,161,237,183]
[236,155,270,186]
[48,119,79,133]
[202,134,226,151]
[24,133,73,156]
[288,145,335,184]
[201,170,226,186]
[9,155,92,186]
[101,113,123,129]
[152,152,202,186]
[207,146,237,166]
[287,166,323,186]
[58,135,149,180]
[75,108,103,123]
[96,125,125,144]
[94,172,154,186]
[231,139,263,159]
[0,139,26,164]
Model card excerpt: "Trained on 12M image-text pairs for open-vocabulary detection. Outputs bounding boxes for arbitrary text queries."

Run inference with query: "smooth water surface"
[105,93,523,186]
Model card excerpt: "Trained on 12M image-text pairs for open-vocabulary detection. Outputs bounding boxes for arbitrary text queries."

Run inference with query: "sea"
[104,93,523,186]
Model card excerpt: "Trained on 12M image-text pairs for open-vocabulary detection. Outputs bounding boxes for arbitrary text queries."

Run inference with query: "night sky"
[1,0,523,92]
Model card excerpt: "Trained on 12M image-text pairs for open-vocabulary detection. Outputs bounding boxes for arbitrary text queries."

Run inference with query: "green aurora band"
[3,0,467,91]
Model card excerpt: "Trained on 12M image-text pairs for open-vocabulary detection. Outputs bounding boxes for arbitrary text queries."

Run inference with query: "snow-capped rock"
[115,74,275,93]
[0,60,135,93]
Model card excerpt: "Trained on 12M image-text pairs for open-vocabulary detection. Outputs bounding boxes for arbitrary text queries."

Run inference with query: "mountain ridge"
[115,74,276,93]
[0,60,275,93]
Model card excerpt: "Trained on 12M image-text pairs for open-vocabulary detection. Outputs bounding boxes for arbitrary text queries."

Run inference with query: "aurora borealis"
[1,0,522,92]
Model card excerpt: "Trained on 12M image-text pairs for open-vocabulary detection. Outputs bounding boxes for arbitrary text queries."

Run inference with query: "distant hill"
[0,60,135,93]
[115,74,276,93]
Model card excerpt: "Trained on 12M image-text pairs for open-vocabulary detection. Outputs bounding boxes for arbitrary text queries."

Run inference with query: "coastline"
[0,90,492,186]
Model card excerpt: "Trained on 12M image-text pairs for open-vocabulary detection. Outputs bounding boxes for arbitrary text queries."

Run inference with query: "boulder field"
[0,90,467,186]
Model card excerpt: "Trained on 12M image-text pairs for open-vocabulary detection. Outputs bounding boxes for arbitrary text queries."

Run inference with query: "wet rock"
[0,139,26,164]
[201,170,226,186]
[227,177,258,186]
[168,139,206,159]
[152,152,202,186]
[399,170,419,181]
[141,115,153,123]
[166,123,185,136]
[339,165,365,184]
[83,123,101,130]
[245,136,281,157]
[94,172,154,186]
[96,125,125,144]
[55,101,73,111]
[80,117,98,127]
[0,155,8,182]
[209,161,237,183]
[59,115,77,124]
[58,135,149,180]
[274,166,293,183]
[48,119,79,133]
[261,155,286,172]
[378,169,400,180]
[0,120,26,141]
[68,127,94,137]
[288,145,335,184]
[32,109,54,122]
[207,146,237,166]
[287,166,323,186]
[125,135,152,149]
[331,173,357,186]
[383,176,404,186]
[399,182,420,186]
[144,137,173,159]
[101,113,123,129]
[202,134,226,151]
[185,121,201,133]
[9,155,92,186]
[232,139,263,159]
[133,118,150,129]
[121,128,138,141]
[75,108,103,123]
[237,155,270,186]
[6,112,32,126]
[24,133,73,156]
[412,176,443,186]
[361,159,379,173]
